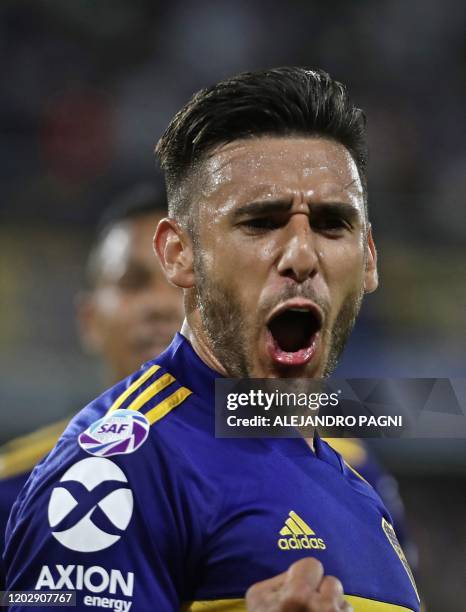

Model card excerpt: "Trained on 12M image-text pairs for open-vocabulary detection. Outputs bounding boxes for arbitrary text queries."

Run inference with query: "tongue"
[268,311,311,353]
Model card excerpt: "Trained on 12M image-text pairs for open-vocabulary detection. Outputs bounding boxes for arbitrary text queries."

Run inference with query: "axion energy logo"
[48,457,133,552]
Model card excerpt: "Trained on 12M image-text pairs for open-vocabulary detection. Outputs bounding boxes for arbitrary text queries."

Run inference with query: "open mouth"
[266,303,322,367]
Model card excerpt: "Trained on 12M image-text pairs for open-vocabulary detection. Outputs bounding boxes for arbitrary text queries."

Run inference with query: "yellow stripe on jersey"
[183,600,245,611]
[344,460,370,485]
[0,418,69,479]
[125,373,175,412]
[145,387,192,425]
[325,437,368,466]
[105,364,191,426]
[106,364,161,414]
[345,595,415,611]
[185,597,415,611]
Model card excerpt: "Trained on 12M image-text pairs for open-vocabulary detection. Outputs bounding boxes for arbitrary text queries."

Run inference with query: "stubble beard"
[193,250,364,379]
[321,289,363,377]
[194,251,252,377]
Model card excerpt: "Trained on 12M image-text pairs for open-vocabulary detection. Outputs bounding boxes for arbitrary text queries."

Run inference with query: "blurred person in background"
[0,183,183,588]
[76,182,183,385]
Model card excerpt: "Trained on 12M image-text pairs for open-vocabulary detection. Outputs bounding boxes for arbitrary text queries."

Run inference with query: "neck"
[180,317,228,376]
[180,317,317,452]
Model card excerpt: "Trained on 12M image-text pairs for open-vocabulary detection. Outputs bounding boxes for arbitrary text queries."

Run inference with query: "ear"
[75,292,103,353]
[154,218,194,289]
[364,225,378,294]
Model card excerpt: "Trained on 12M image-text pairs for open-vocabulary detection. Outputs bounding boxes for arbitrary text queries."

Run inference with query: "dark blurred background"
[0,1,465,609]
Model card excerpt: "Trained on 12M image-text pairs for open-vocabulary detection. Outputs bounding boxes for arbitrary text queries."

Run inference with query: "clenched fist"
[246,558,352,612]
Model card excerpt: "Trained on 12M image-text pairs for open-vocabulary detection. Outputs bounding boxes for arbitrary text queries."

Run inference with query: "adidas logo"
[278,511,326,551]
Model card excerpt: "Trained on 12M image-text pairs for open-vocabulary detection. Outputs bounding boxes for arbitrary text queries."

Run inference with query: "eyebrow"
[232,199,362,221]
[231,199,293,219]
[310,202,361,222]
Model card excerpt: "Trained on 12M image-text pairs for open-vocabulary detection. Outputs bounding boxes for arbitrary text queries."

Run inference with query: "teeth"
[288,308,310,313]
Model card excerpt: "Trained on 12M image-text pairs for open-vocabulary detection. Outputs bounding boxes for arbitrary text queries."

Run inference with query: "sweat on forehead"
[190,136,364,216]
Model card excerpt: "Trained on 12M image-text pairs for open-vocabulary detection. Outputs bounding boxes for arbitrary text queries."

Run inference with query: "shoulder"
[4,358,210,604]
[10,361,202,516]
[5,363,201,555]
[73,359,200,461]
[323,438,368,468]
[318,438,384,504]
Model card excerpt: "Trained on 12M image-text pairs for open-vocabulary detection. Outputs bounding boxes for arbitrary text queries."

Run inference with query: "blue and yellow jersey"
[0,419,69,590]
[4,333,420,611]
[325,438,416,569]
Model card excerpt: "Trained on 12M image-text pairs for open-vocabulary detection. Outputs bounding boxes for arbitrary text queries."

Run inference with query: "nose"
[276,214,318,283]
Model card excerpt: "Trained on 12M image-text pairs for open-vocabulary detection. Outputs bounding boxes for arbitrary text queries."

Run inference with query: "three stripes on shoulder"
[0,365,190,479]
[106,364,192,425]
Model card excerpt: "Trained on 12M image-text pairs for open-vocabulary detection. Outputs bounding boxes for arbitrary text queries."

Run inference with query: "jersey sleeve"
[0,473,29,591]
[4,428,203,612]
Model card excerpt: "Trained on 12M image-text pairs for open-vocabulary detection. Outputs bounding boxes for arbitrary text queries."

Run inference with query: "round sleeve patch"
[78,409,150,457]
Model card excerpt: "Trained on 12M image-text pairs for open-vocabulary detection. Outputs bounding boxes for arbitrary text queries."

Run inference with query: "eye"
[311,214,351,235]
[240,215,287,233]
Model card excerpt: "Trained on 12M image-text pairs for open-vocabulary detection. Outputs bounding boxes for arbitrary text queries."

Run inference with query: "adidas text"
[278,535,326,550]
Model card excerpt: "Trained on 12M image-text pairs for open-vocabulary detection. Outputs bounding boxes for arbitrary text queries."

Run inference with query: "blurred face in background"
[78,212,183,382]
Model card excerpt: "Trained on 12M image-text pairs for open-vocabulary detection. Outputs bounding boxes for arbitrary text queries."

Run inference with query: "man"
[0,183,182,589]
[77,183,183,383]
[4,68,420,611]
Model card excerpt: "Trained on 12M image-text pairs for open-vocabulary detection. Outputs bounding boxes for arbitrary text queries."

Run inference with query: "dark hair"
[156,67,368,223]
[85,182,167,288]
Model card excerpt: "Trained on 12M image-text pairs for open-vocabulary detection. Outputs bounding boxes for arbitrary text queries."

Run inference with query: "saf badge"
[79,409,150,457]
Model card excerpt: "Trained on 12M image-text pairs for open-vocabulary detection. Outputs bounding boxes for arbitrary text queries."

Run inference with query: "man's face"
[192,136,376,378]
[79,212,183,382]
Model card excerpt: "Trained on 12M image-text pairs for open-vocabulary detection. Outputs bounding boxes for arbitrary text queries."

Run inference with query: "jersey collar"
[155,334,345,473]
[156,332,222,403]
